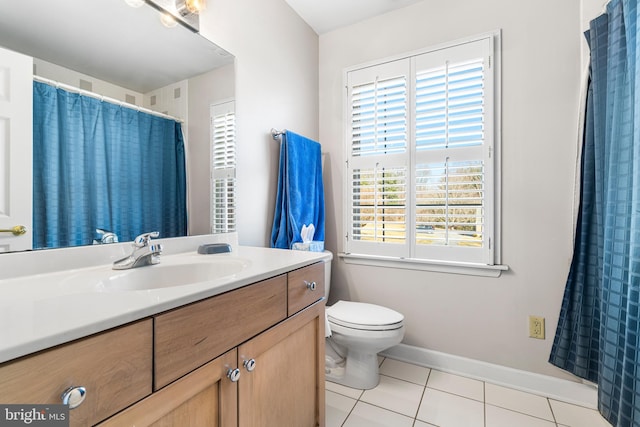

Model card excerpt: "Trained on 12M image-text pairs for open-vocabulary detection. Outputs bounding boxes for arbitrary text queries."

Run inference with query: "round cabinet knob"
[61,386,87,409]
[305,280,317,291]
[243,358,256,372]
[227,368,241,382]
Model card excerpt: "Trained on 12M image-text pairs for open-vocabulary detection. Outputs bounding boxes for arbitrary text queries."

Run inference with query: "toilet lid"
[327,301,404,331]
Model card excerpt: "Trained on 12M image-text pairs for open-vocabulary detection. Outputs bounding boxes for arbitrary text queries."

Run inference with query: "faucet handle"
[134,231,160,247]
[95,228,119,244]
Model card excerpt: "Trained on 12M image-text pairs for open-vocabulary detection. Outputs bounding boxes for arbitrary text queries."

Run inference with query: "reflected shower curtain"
[32,81,187,249]
[549,1,640,426]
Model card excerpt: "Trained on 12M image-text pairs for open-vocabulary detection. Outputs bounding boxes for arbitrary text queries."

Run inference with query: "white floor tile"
[343,401,414,427]
[326,380,365,400]
[325,358,619,427]
[380,358,430,385]
[549,399,613,427]
[486,405,556,427]
[326,390,357,427]
[417,387,484,427]
[485,383,554,421]
[427,369,484,401]
[360,375,425,417]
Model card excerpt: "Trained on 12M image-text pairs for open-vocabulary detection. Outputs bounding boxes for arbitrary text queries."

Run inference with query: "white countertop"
[0,236,330,364]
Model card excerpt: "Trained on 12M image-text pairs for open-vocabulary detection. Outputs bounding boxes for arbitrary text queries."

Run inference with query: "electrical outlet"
[529,316,545,339]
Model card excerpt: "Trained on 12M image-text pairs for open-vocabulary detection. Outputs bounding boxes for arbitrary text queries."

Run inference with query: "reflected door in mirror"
[0,46,32,252]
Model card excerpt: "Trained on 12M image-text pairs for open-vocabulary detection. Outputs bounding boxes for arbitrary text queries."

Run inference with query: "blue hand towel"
[270,130,325,249]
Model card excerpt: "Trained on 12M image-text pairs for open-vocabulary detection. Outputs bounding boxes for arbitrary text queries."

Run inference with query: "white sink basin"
[95,258,250,291]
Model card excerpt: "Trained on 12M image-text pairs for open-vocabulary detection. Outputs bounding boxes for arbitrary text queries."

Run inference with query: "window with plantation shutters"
[210,101,236,234]
[348,60,410,258]
[345,33,500,267]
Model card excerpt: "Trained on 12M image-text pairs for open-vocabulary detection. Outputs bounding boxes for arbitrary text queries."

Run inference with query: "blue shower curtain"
[549,1,640,425]
[33,81,187,249]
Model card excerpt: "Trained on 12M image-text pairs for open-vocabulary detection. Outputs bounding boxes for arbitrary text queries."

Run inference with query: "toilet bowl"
[322,254,405,390]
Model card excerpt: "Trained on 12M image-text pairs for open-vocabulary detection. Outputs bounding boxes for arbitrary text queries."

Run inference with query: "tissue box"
[292,241,325,252]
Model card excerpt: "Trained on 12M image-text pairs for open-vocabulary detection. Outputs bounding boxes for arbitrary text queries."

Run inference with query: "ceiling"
[284,0,423,34]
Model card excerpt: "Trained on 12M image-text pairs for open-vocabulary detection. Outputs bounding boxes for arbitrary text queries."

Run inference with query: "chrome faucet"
[93,228,119,245]
[112,231,163,270]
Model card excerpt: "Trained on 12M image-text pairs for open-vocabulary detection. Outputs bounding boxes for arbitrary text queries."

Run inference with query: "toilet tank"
[323,251,333,300]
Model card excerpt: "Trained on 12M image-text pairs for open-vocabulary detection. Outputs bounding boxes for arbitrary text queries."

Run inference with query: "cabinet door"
[98,349,238,427]
[238,300,325,427]
[0,320,152,427]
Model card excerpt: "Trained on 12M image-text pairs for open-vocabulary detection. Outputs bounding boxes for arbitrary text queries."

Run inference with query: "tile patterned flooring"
[325,357,613,427]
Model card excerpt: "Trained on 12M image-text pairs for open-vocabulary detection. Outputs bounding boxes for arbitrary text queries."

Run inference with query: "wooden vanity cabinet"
[148,262,325,427]
[0,261,325,427]
[237,262,325,427]
[0,320,152,427]
[106,300,325,427]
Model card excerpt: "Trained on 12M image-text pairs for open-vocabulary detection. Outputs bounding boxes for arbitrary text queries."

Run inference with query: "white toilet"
[322,255,405,390]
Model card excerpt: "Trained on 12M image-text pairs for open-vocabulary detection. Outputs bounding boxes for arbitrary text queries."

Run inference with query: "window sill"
[339,253,509,277]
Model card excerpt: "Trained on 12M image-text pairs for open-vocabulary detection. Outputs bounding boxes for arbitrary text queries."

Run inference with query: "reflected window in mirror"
[211,100,236,234]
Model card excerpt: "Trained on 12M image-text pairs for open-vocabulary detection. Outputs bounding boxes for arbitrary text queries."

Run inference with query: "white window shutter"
[210,101,236,234]
[344,34,497,266]
[346,60,410,258]
[413,37,493,264]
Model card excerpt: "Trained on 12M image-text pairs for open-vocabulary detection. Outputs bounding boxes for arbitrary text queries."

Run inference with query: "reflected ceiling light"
[146,0,202,32]
[160,12,178,28]
[173,0,206,16]
[184,0,205,13]
[124,0,146,7]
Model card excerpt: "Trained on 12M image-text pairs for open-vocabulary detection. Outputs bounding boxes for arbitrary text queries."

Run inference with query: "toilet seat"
[327,301,404,331]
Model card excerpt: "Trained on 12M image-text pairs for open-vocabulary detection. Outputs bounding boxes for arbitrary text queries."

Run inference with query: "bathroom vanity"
[0,238,328,426]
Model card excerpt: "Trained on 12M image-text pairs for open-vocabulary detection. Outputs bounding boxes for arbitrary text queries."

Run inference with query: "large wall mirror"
[0,0,235,253]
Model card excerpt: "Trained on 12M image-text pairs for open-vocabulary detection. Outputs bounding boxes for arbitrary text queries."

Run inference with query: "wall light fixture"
[124,0,146,8]
[146,0,203,32]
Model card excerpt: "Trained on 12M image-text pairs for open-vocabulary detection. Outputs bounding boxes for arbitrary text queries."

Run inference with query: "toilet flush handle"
[304,280,317,291]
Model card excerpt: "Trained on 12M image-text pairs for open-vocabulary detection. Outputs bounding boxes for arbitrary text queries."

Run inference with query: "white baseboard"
[380,343,597,409]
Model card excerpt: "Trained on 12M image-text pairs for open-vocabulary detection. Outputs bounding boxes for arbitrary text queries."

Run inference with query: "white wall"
[34,59,144,105]
[193,0,595,381]
[582,0,605,29]
[320,0,583,380]
[187,64,236,236]
[198,0,319,246]
[144,80,189,121]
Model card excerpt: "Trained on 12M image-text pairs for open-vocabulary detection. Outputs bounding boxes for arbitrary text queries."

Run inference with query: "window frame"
[210,99,236,234]
[341,31,505,276]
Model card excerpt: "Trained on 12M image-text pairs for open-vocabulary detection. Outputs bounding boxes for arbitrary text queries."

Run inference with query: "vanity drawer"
[287,262,325,316]
[0,319,152,427]
[154,275,287,389]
